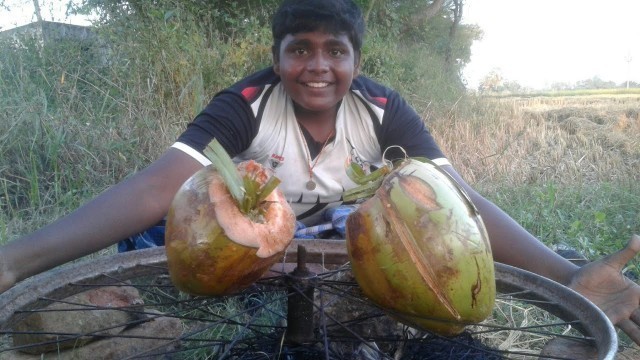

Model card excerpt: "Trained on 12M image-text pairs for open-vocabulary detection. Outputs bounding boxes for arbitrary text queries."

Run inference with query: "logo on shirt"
[269,153,284,169]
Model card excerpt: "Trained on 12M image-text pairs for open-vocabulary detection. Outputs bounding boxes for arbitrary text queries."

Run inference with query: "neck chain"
[297,124,334,191]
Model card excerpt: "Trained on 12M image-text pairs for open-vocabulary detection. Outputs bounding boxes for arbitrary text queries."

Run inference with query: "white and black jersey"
[173,68,448,224]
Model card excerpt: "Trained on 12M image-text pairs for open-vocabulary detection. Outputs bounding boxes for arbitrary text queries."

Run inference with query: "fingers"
[604,234,640,271]
[619,319,640,346]
[627,234,640,254]
[621,281,640,346]
[0,253,17,295]
[0,272,16,295]
[632,308,640,325]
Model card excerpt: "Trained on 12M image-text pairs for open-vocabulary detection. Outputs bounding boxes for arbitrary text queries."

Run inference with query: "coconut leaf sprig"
[204,139,281,215]
[343,146,413,202]
[343,162,392,202]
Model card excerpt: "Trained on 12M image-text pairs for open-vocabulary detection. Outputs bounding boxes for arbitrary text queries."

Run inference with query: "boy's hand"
[568,234,640,345]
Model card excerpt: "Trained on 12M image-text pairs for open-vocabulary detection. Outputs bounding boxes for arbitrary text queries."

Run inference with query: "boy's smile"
[274,31,360,120]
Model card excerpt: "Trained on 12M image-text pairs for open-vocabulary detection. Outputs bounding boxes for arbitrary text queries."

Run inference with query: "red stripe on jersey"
[241,86,260,102]
[372,97,387,107]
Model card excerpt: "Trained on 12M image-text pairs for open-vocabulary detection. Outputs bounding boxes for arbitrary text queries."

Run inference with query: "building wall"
[0,21,95,44]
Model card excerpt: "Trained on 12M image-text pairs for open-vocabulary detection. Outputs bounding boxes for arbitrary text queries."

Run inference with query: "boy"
[1,0,639,344]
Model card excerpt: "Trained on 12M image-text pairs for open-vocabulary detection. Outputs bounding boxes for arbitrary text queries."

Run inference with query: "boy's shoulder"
[350,75,400,109]
[226,67,281,103]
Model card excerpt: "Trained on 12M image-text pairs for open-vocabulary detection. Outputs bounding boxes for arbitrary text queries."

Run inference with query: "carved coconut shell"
[165,161,295,296]
[346,159,495,336]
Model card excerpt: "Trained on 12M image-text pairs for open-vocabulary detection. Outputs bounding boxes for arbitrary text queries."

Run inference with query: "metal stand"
[285,245,317,345]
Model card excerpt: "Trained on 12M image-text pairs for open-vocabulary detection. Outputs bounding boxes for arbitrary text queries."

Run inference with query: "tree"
[550,81,574,91]
[502,80,523,94]
[478,70,503,93]
[443,0,462,73]
[575,76,616,90]
[399,0,445,35]
[32,0,43,22]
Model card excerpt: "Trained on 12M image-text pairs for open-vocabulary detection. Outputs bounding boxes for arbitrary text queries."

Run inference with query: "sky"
[2,0,640,90]
[462,0,640,89]
[0,0,92,29]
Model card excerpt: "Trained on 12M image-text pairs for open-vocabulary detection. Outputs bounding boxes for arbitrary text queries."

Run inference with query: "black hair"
[271,0,366,57]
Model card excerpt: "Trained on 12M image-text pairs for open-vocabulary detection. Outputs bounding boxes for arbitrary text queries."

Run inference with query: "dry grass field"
[432,95,639,189]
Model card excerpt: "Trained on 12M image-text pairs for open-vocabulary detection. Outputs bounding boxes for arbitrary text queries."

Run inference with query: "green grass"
[482,181,640,267]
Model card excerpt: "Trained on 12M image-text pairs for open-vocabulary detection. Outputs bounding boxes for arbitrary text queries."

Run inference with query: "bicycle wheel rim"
[0,241,618,359]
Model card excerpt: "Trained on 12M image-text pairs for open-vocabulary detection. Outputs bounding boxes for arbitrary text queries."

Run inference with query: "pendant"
[306,180,316,191]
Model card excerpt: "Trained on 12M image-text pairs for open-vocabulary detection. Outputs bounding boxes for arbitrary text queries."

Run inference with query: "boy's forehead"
[283,31,352,45]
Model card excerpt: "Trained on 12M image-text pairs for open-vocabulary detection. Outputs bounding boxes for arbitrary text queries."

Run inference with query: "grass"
[487,182,639,259]
[430,95,639,187]
[489,88,640,98]
[477,298,569,357]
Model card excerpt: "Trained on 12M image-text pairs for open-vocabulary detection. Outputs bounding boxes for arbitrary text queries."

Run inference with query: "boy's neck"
[294,105,338,143]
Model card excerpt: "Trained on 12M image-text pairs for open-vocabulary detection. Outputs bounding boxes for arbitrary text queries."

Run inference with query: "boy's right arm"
[0,148,204,294]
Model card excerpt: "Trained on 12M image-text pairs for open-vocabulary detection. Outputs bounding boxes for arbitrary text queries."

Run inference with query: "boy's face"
[273,31,360,116]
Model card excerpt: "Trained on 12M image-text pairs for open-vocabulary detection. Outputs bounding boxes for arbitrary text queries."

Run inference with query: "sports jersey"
[173,67,448,225]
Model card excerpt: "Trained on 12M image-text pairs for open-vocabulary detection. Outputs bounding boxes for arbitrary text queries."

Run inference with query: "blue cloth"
[117,219,166,252]
[293,205,358,239]
[325,205,357,237]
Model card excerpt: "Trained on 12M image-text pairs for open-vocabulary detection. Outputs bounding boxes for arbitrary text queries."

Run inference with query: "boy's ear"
[353,53,361,77]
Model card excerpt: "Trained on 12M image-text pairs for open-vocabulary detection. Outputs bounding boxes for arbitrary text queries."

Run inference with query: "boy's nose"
[307,53,329,72]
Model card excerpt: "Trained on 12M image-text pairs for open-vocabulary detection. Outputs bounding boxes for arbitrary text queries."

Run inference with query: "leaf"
[203,139,245,205]
[256,177,281,204]
[346,162,366,183]
[164,10,176,21]
[344,164,392,201]
[594,211,607,224]
[343,177,384,202]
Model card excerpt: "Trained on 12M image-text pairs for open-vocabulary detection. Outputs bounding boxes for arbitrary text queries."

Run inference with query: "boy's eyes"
[289,47,346,57]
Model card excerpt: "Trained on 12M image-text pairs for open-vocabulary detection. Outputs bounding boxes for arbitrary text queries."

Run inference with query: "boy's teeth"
[307,82,328,88]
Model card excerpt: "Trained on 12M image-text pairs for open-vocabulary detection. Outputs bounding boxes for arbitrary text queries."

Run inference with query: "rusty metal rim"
[494,262,617,360]
[0,240,617,359]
